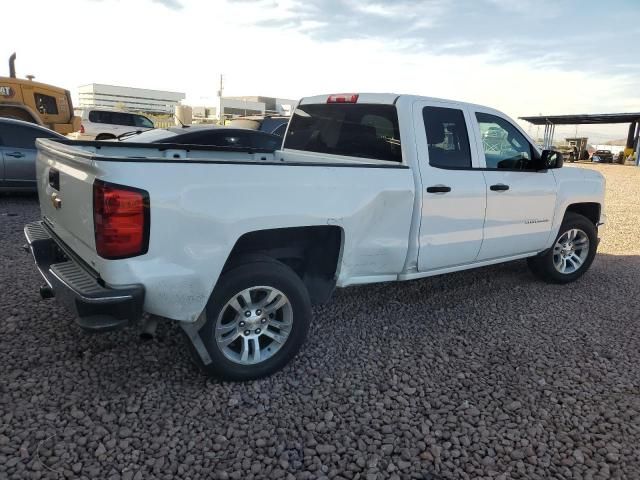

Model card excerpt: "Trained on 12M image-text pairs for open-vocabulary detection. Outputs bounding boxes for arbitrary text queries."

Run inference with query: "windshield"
[121,129,178,143]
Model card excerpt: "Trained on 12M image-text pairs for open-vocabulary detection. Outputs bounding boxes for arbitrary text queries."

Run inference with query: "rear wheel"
[192,259,311,381]
[527,212,597,284]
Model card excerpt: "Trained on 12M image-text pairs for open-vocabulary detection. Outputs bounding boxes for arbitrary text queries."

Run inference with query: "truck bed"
[34,138,415,322]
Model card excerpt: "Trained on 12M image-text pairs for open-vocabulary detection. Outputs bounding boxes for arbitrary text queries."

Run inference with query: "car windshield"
[120,129,178,142]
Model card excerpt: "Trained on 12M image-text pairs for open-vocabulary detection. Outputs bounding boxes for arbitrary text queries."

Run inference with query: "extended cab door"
[414,100,487,271]
[470,109,557,260]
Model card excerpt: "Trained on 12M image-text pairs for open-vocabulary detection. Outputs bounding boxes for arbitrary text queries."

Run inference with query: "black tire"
[527,212,598,284]
[191,259,311,381]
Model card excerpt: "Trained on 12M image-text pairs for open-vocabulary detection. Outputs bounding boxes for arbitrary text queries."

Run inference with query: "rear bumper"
[24,221,144,332]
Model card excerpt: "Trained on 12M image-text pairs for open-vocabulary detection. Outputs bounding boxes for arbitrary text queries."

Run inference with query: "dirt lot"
[1,163,639,480]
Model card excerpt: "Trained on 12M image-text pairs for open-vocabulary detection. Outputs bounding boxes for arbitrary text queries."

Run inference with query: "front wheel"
[527,212,598,284]
[192,259,311,381]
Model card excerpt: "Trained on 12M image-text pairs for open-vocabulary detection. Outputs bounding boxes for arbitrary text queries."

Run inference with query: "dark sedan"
[592,149,614,163]
[0,117,66,191]
[120,125,283,150]
[227,116,290,136]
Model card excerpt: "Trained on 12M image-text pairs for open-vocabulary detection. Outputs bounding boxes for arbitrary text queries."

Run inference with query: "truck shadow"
[43,251,639,392]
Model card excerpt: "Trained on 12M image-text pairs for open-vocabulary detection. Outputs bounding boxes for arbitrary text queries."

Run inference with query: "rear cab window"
[284,103,402,163]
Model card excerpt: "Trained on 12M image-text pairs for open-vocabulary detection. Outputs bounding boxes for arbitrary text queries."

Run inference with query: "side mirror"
[540,149,563,169]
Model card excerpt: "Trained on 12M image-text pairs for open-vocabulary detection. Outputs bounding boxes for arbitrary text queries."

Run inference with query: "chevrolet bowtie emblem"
[51,192,62,210]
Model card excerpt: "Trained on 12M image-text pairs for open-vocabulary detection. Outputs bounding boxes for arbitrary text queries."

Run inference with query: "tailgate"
[36,139,98,264]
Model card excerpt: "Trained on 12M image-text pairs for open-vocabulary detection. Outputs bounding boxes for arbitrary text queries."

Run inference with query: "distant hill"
[604,139,627,145]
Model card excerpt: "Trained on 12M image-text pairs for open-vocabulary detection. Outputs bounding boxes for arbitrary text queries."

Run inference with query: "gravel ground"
[1,163,639,480]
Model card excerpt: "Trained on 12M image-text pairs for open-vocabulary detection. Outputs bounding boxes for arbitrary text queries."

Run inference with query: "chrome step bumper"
[24,221,144,332]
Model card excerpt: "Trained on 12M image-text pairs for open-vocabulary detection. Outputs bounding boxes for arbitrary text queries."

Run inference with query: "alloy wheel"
[215,286,293,365]
[552,228,590,274]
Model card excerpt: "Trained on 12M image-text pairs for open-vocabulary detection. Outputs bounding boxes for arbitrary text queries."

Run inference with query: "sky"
[2,0,639,142]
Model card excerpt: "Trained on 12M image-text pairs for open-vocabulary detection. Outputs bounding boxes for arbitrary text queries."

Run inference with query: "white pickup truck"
[25,93,605,380]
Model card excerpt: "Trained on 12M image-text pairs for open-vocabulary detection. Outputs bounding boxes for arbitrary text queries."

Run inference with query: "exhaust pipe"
[39,285,54,299]
[140,315,158,341]
[9,52,16,78]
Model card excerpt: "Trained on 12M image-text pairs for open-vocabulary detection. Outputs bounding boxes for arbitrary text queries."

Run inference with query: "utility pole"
[217,74,224,125]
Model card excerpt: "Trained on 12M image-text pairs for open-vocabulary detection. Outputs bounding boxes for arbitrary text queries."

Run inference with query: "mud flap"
[180,313,212,365]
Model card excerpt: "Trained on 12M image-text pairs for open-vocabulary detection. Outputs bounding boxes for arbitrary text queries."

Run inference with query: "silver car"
[0,117,65,191]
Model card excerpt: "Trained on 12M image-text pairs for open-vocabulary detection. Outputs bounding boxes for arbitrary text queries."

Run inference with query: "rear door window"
[423,106,472,168]
[284,103,402,162]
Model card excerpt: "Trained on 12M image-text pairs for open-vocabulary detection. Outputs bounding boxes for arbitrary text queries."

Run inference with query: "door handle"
[5,152,25,158]
[490,184,509,191]
[426,185,451,193]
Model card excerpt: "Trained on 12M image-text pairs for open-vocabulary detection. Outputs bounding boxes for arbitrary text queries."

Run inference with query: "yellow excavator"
[0,53,80,134]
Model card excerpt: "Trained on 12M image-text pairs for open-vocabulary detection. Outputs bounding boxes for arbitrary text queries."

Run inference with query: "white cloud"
[1,0,636,141]
[151,0,183,9]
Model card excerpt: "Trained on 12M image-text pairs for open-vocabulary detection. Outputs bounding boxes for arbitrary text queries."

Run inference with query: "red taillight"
[327,93,359,104]
[79,124,85,134]
[93,180,149,259]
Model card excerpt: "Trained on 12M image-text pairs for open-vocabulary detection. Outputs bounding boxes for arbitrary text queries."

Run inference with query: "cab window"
[476,112,536,170]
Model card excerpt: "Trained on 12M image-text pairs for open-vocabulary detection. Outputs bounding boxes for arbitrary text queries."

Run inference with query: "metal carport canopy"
[520,112,640,154]
[519,113,640,125]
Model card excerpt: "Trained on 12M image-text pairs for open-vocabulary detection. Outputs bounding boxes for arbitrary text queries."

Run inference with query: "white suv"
[69,109,155,141]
